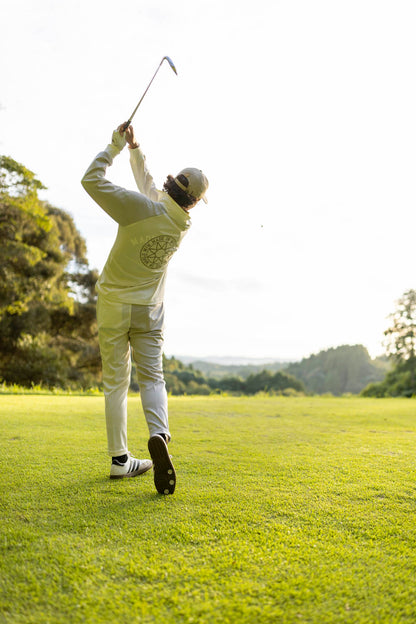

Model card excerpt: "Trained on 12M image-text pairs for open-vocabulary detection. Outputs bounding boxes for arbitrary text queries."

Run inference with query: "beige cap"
[174,167,209,204]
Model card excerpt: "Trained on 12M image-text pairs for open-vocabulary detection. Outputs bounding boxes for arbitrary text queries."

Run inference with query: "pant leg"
[97,295,131,456]
[129,303,170,440]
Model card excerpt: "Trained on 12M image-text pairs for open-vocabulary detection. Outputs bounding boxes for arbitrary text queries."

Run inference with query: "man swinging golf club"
[81,118,208,495]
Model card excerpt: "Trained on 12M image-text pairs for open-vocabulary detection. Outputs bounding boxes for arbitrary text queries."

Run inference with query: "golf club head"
[163,56,178,75]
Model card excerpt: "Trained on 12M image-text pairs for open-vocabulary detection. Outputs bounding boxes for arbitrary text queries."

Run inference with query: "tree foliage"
[285,345,387,396]
[362,289,416,397]
[0,156,100,388]
[383,289,416,363]
[161,356,305,396]
[162,356,212,395]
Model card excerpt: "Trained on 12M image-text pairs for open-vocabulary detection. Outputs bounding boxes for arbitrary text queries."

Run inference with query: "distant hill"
[177,355,290,366]
[284,345,389,395]
[186,359,290,380]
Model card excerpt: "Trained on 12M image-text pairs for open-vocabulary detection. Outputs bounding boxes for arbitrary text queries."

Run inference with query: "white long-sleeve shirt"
[81,143,191,305]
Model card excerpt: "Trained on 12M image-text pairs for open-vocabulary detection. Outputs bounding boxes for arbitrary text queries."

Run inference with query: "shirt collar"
[162,192,192,229]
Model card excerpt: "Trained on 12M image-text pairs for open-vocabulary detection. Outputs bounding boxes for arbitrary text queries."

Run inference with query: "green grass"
[1,395,416,623]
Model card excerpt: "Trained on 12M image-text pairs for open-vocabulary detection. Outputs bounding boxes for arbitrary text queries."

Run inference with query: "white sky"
[1,0,415,361]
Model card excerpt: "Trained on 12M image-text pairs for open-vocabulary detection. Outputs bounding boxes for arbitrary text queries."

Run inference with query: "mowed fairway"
[1,395,416,623]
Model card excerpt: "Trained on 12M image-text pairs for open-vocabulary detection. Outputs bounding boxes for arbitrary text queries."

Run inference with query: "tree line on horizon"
[160,344,388,397]
[1,155,415,397]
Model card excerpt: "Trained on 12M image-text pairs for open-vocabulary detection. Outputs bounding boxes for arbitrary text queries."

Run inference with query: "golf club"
[122,56,178,131]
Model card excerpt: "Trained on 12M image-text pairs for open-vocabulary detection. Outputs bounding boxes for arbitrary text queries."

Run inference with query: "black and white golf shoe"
[148,434,176,495]
[110,452,152,479]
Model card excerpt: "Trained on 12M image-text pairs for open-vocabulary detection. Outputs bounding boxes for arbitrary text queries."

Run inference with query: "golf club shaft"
[122,57,177,131]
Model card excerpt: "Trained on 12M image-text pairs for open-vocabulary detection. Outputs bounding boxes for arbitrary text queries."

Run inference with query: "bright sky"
[1,0,415,361]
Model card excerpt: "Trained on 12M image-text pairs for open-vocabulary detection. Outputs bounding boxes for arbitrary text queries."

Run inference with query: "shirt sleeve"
[81,145,161,226]
[129,147,159,201]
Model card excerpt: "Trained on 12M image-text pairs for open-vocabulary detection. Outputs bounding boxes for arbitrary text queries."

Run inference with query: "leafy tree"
[384,289,416,363]
[214,375,246,393]
[162,356,211,395]
[0,156,100,388]
[362,290,416,397]
[244,369,304,395]
[0,156,50,317]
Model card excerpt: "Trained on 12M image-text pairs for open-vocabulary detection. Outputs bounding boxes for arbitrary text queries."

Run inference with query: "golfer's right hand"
[124,124,139,150]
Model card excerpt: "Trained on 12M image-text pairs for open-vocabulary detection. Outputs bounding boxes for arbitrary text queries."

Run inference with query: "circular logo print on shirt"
[140,235,178,269]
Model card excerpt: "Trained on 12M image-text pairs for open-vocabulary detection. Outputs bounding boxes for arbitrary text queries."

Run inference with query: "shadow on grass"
[32,475,179,539]
[58,473,176,511]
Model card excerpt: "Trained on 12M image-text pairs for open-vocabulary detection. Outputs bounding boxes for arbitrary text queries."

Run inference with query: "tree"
[0,156,100,388]
[0,156,50,317]
[384,289,416,363]
[244,369,305,395]
[382,289,416,396]
[362,289,416,397]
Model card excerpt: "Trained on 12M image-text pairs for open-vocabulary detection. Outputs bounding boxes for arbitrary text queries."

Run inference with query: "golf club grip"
[121,120,131,132]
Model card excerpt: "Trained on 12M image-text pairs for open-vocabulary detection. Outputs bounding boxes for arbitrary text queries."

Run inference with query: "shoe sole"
[148,435,176,495]
[110,462,152,479]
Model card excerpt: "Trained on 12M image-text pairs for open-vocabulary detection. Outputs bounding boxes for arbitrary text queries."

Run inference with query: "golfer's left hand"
[112,126,127,151]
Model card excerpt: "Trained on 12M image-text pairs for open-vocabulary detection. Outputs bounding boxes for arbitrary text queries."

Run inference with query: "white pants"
[97,294,170,457]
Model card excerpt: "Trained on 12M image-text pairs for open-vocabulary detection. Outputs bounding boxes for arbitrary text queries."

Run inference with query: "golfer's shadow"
[88,473,174,505]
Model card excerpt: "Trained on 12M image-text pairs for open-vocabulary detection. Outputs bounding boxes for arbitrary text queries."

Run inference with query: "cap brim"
[201,195,208,204]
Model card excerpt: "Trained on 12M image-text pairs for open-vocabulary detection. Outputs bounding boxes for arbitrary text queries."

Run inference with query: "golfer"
[81,124,208,494]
